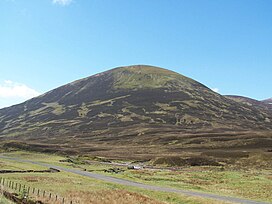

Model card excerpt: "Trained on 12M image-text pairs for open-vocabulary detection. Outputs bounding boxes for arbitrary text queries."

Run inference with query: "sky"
[0,0,271,108]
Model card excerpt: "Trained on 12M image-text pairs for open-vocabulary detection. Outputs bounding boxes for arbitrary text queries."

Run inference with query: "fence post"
[1,181,67,204]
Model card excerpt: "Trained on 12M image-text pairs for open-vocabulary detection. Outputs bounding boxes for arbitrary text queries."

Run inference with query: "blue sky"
[0,0,271,108]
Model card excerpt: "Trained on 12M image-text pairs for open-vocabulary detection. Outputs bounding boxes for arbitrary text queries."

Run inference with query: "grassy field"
[8,151,270,203]
[0,196,14,204]
[117,167,272,202]
[1,150,271,203]
[0,151,234,204]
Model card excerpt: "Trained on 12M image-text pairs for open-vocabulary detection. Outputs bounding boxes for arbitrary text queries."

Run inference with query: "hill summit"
[0,65,271,155]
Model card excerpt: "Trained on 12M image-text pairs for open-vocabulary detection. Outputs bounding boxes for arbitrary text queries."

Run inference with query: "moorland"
[0,65,271,204]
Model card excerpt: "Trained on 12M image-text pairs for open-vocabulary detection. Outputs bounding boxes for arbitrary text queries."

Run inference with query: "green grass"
[112,65,192,90]
[29,151,270,203]
[0,174,231,204]
[0,151,234,204]
[1,151,64,163]
[2,151,272,202]
[0,196,14,204]
[101,167,272,202]
[0,157,45,171]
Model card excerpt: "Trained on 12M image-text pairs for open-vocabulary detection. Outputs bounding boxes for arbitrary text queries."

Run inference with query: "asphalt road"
[0,155,270,204]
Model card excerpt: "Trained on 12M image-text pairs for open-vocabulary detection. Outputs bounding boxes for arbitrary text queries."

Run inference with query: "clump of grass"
[66,189,164,204]
[0,196,14,204]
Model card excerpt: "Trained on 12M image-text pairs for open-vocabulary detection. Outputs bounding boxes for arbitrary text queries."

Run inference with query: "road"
[0,155,270,204]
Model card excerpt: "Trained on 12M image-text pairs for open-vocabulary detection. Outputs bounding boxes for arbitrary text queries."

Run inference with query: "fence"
[0,177,76,204]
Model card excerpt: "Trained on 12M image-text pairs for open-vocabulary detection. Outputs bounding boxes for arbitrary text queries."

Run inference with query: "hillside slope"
[262,98,272,111]
[0,65,271,156]
[226,95,272,113]
[263,98,272,102]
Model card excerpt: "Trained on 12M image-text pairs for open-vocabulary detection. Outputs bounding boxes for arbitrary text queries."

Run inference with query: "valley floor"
[0,151,271,204]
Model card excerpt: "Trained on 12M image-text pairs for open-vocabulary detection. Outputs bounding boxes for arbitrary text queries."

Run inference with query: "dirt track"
[0,155,270,204]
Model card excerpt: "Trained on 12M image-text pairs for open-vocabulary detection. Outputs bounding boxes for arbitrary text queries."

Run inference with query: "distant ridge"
[226,95,272,112]
[263,98,272,104]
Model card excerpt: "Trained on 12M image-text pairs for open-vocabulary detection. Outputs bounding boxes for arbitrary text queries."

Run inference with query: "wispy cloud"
[212,88,219,93]
[0,80,40,99]
[52,0,73,6]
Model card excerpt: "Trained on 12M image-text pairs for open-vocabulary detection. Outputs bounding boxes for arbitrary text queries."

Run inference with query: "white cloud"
[4,80,13,84]
[212,88,219,93]
[0,80,40,99]
[52,0,73,6]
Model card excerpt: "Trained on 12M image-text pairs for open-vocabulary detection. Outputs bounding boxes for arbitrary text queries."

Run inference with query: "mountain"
[262,98,272,111]
[225,95,262,106]
[226,95,272,112]
[0,65,271,157]
[225,95,271,109]
[263,98,272,105]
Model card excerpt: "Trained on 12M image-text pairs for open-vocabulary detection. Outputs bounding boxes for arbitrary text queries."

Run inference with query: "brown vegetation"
[65,190,165,204]
[0,66,271,160]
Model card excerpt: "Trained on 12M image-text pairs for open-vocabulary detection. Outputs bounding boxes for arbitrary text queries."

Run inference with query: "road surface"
[0,155,270,204]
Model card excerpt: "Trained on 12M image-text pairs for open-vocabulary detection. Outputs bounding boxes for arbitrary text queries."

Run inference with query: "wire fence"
[0,177,75,204]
